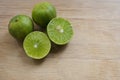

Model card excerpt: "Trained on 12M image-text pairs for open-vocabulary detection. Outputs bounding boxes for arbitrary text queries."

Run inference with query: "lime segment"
[47,17,73,45]
[23,31,51,59]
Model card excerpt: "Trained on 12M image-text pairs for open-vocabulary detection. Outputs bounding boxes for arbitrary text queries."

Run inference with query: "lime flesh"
[23,31,51,59]
[32,2,56,27]
[47,18,73,45]
[8,15,33,41]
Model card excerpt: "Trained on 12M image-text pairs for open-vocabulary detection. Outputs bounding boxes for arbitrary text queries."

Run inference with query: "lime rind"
[32,2,56,27]
[8,15,33,41]
[23,31,51,59]
[47,17,73,45]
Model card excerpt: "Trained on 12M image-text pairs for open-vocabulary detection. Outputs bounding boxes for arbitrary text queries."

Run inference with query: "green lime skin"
[23,31,51,59]
[8,15,34,41]
[32,2,56,27]
[47,17,73,45]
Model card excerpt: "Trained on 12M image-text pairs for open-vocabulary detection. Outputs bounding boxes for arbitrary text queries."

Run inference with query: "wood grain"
[1,0,120,80]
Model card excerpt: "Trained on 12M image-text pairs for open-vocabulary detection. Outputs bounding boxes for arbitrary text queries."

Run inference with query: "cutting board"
[1,0,120,80]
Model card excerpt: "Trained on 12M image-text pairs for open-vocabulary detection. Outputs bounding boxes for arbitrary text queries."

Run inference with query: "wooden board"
[1,0,120,80]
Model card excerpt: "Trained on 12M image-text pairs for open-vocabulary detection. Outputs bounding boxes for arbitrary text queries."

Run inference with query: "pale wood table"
[1,0,120,80]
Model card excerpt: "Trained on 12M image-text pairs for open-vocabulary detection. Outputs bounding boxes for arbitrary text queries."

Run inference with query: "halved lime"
[32,2,56,27]
[23,31,51,59]
[47,17,73,45]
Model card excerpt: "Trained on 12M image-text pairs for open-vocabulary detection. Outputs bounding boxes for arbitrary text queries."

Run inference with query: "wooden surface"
[1,0,120,80]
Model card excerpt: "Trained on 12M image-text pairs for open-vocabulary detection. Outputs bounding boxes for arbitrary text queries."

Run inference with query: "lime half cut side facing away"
[47,17,73,45]
[23,31,51,59]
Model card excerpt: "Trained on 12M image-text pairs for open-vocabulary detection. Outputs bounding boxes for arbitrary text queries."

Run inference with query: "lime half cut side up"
[23,31,51,59]
[47,17,73,45]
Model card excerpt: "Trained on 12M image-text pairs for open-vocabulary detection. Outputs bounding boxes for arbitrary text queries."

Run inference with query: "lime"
[47,17,73,45]
[8,15,34,41]
[32,2,56,27]
[23,31,51,59]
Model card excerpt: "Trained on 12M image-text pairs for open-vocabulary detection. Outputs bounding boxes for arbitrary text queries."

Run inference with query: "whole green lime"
[8,15,34,41]
[32,2,56,27]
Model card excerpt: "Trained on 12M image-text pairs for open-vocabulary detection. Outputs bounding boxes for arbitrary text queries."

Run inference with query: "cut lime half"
[47,17,73,45]
[23,31,51,59]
